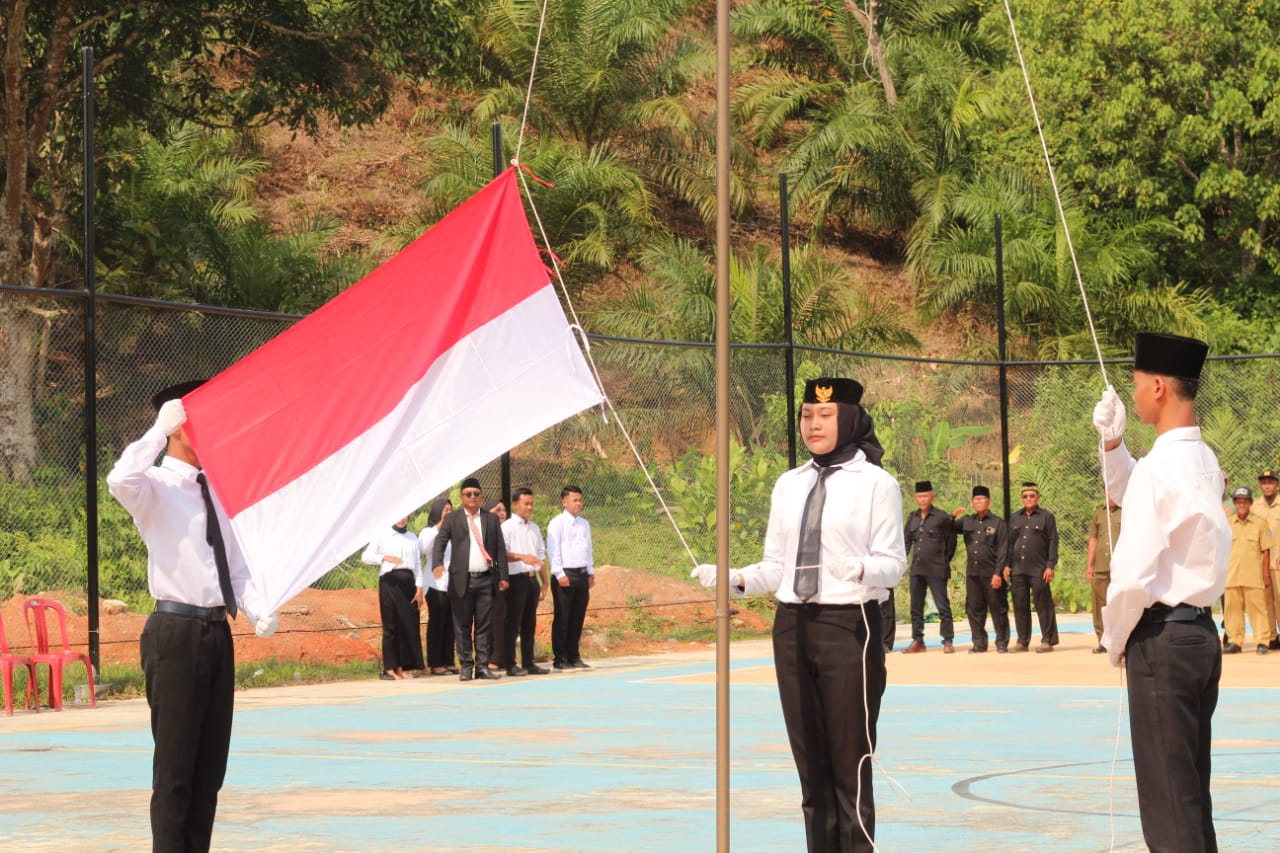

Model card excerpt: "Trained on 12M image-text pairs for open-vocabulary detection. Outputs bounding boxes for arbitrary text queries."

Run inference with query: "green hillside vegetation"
[2,1,1279,613]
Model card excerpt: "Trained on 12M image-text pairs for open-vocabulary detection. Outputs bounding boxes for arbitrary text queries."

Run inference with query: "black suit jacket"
[432,508,509,596]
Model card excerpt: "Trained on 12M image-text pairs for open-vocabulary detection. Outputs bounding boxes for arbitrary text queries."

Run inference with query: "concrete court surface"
[1,615,1277,852]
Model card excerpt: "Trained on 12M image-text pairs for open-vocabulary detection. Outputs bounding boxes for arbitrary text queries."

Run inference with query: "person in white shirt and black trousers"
[1093,333,1231,852]
[432,477,509,680]
[547,485,595,669]
[362,519,425,680]
[501,487,551,675]
[107,381,278,853]
[694,377,907,853]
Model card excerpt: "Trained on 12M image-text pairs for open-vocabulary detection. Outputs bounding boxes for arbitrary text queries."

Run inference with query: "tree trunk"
[846,0,898,109]
[0,298,40,481]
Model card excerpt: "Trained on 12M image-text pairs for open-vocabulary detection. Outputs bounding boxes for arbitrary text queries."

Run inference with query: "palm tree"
[909,170,1211,358]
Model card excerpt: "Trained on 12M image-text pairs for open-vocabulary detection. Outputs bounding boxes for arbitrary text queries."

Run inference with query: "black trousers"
[503,573,541,668]
[490,582,508,667]
[908,575,953,642]
[552,568,591,664]
[1010,572,1058,645]
[452,575,495,670]
[378,569,423,671]
[424,587,455,668]
[773,601,885,853]
[880,597,896,651]
[141,611,234,853]
[1126,613,1220,852]
[965,573,1010,650]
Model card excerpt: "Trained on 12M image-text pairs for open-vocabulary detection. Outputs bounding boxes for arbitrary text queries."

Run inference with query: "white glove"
[156,399,187,436]
[255,612,279,639]
[1092,387,1126,442]
[691,564,717,587]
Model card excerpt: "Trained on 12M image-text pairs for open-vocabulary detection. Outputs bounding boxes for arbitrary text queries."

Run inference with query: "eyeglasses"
[461,490,481,497]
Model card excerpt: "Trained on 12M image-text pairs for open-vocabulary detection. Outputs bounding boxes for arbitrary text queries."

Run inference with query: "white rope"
[514,0,553,163]
[1001,4,1123,849]
[515,165,700,570]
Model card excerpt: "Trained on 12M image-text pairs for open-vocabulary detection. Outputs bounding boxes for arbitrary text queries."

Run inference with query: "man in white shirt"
[547,484,594,669]
[1093,333,1230,852]
[107,381,277,853]
[693,377,907,853]
[501,487,551,676]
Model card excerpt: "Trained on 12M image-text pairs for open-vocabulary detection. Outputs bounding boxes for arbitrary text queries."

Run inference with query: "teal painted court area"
[2,635,1278,852]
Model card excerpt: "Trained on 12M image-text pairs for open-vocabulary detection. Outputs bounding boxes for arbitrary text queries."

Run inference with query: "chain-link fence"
[3,286,1278,629]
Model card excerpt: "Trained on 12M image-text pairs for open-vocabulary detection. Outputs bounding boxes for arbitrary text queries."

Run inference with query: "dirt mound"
[1,566,767,673]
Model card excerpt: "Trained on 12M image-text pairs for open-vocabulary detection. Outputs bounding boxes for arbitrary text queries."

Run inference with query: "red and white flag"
[183,169,602,614]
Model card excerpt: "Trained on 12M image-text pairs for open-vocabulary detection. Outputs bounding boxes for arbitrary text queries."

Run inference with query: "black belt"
[155,600,227,622]
[469,570,492,578]
[1141,603,1212,624]
[563,566,588,573]
[779,601,870,615]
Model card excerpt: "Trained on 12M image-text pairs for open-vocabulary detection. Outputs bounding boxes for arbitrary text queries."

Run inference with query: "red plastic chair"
[23,597,96,711]
[1,610,36,715]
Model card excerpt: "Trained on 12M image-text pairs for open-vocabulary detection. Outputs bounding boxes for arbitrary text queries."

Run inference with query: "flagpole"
[493,122,513,507]
[714,0,732,849]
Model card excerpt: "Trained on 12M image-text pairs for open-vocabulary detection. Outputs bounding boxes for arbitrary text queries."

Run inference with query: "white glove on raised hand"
[254,613,279,639]
[155,399,187,436]
[1092,387,1126,442]
[691,564,718,588]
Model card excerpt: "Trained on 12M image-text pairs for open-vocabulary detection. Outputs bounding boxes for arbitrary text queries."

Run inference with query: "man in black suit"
[431,477,510,681]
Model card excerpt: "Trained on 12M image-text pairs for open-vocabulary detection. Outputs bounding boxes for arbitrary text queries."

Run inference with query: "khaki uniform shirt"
[1226,513,1270,588]
[1088,505,1122,577]
[1251,495,1280,565]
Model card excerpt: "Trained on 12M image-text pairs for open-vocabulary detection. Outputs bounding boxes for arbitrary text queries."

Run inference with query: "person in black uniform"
[107,382,278,852]
[902,480,957,653]
[951,486,1010,653]
[431,477,509,681]
[1004,481,1059,653]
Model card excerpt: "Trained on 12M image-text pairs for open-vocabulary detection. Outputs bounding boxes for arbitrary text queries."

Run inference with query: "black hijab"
[808,402,885,468]
[426,498,452,528]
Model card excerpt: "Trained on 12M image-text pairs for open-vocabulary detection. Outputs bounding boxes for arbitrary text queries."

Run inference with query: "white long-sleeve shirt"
[735,452,907,604]
[547,511,593,578]
[362,528,423,588]
[503,516,546,575]
[418,526,451,592]
[106,424,263,619]
[1099,427,1230,667]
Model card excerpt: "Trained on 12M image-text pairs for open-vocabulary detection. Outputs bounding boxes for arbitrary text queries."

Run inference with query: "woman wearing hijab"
[693,377,907,853]
[418,499,459,675]
[362,517,426,680]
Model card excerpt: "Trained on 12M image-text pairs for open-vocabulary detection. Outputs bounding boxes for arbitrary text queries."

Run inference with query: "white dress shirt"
[362,529,423,588]
[462,510,490,573]
[106,424,262,618]
[418,526,451,592]
[503,516,546,575]
[1100,427,1231,666]
[735,452,907,605]
[547,511,594,578]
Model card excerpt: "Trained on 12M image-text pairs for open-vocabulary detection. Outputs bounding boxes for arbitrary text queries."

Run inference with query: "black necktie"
[197,472,238,618]
[794,466,835,601]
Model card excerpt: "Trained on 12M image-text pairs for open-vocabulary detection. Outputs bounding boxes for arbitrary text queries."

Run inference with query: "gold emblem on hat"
[815,384,834,403]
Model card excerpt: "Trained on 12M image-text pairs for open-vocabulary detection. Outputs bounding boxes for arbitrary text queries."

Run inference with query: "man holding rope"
[1093,332,1230,852]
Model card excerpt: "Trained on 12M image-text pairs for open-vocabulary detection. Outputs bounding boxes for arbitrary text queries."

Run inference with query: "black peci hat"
[460,477,482,491]
[972,485,990,498]
[150,379,206,411]
[802,377,864,406]
[1133,333,1209,381]
[914,480,934,493]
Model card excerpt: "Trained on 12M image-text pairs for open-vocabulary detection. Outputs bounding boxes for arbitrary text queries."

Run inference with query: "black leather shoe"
[1092,645,1107,654]
[506,666,528,677]
[968,646,988,654]
[459,670,474,681]
[995,644,1008,654]
[474,667,502,679]
[570,659,591,669]
[1223,642,1243,654]
[1009,643,1029,653]
[379,671,396,681]
[526,664,550,675]
[1270,638,1280,651]
[552,661,569,670]
[1257,644,1269,656]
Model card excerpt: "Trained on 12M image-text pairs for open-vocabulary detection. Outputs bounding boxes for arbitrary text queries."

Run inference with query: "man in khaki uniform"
[1086,497,1122,654]
[1253,469,1280,651]
[1224,486,1273,654]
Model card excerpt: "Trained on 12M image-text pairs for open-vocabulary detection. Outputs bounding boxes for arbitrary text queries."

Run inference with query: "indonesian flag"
[183,168,603,614]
